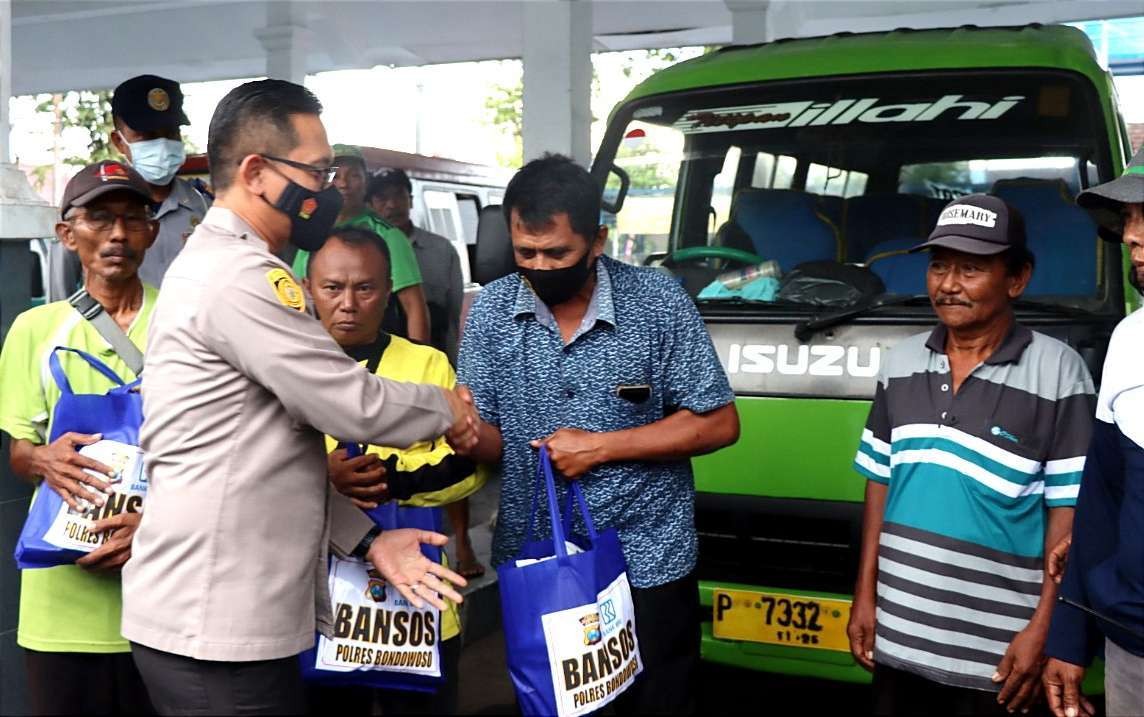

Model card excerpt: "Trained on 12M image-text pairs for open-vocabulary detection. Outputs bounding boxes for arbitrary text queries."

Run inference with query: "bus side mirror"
[601,164,630,215]
[474,204,516,286]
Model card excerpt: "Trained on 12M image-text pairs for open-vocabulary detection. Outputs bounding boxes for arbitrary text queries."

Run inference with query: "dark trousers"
[131,642,305,716]
[304,636,463,715]
[25,648,154,716]
[872,663,1048,717]
[610,571,701,716]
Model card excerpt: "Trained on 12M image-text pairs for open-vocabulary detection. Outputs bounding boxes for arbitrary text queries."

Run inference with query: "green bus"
[589,25,1137,683]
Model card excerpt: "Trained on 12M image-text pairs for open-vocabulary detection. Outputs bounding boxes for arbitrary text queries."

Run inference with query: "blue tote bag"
[14,347,146,569]
[301,442,446,692]
[499,446,643,717]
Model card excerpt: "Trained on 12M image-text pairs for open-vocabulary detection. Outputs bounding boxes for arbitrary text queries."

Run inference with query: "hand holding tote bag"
[301,442,446,692]
[499,446,642,717]
[14,347,146,569]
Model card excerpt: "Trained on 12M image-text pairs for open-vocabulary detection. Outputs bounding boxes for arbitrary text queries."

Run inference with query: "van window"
[456,194,481,245]
[423,190,461,243]
[898,156,1081,198]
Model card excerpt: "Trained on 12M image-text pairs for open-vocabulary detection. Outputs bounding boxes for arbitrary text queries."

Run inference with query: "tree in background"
[29,89,199,196]
[484,80,523,168]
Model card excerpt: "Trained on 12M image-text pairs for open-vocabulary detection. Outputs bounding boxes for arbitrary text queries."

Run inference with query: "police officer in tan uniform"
[121,79,476,716]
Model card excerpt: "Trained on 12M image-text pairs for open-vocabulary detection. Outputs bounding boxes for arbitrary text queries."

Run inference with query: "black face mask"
[518,249,595,307]
[264,179,343,252]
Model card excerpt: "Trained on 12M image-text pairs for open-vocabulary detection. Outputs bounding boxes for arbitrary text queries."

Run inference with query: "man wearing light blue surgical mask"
[109,74,211,287]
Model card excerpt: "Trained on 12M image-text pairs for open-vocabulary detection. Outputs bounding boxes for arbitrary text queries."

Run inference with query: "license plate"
[712,589,851,652]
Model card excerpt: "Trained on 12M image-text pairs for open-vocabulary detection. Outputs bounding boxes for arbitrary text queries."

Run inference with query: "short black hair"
[502,154,600,242]
[206,79,323,191]
[306,226,392,281]
[367,169,412,202]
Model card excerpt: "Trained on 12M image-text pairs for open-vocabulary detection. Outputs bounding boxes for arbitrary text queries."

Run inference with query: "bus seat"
[843,194,928,260]
[991,178,1098,297]
[731,189,841,271]
[922,196,950,233]
[816,195,845,235]
[866,238,928,295]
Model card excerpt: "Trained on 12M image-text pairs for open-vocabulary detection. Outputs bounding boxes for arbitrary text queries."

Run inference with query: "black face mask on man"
[263,178,343,252]
[517,248,595,307]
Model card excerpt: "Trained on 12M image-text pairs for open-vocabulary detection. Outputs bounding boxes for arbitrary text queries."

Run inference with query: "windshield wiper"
[1010,298,1100,319]
[795,296,1102,342]
[794,296,931,342]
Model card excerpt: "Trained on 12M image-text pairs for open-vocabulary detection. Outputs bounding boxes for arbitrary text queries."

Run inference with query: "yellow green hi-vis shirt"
[0,285,157,653]
[326,334,487,641]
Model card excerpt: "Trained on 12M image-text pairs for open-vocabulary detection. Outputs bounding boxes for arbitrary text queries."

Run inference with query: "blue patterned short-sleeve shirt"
[457,256,734,588]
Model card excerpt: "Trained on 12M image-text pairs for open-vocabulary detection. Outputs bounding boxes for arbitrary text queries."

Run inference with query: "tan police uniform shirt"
[121,207,455,662]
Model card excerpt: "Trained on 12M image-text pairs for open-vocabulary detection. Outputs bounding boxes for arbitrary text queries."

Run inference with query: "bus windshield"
[599,70,1116,313]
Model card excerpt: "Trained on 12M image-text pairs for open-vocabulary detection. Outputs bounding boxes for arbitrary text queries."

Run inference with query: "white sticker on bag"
[315,555,442,677]
[540,572,642,717]
[42,439,147,552]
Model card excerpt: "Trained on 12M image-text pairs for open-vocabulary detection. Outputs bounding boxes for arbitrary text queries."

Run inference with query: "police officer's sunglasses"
[259,154,339,189]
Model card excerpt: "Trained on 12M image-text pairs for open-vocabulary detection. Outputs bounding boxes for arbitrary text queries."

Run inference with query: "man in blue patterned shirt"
[456,155,739,714]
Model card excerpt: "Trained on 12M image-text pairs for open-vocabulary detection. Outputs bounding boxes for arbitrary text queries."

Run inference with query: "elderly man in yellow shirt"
[302,225,485,715]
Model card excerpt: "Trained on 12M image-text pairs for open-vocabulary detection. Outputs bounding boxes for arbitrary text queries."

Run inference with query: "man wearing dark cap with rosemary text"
[0,161,158,715]
[1043,148,1144,717]
[110,74,211,286]
[848,194,1096,715]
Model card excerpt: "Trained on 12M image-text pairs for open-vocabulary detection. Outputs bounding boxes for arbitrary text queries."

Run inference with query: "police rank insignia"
[147,88,170,111]
[266,268,306,312]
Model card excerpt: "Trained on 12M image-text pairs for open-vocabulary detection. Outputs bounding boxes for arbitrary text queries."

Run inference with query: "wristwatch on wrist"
[350,525,382,559]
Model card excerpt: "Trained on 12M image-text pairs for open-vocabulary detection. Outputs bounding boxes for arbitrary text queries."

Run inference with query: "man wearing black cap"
[1043,148,1144,717]
[109,74,211,287]
[848,194,1096,715]
[0,161,158,714]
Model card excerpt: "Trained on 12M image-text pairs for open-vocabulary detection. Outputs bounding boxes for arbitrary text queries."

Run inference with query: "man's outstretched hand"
[367,528,468,610]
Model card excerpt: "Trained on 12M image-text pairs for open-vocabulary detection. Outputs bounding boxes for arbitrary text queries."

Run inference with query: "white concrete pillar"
[521,0,592,167]
[726,0,768,46]
[0,0,55,240]
[766,0,810,41]
[255,1,309,84]
[0,0,11,162]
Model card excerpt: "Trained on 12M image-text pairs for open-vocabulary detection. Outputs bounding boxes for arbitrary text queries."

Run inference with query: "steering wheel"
[660,246,764,269]
[657,246,766,298]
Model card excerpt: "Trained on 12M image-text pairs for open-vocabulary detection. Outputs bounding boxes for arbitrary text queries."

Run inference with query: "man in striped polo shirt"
[847,194,1096,715]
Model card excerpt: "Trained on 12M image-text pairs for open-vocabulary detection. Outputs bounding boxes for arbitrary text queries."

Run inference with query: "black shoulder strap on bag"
[67,288,145,378]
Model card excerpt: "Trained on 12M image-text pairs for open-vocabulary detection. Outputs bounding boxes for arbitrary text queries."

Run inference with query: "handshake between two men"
[329,385,486,613]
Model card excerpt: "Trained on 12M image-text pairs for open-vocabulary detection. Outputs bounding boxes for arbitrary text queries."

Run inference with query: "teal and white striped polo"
[854,323,1095,690]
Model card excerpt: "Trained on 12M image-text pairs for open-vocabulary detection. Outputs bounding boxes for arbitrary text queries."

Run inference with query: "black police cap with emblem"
[111,75,189,134]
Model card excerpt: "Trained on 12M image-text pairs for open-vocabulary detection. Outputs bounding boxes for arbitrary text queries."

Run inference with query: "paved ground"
[455,626,870,714]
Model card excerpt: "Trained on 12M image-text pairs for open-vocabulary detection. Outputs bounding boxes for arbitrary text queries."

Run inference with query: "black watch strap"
[350,525,382,559]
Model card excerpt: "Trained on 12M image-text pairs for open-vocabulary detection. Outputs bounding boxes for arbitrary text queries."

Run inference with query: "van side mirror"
[474,204,516,286]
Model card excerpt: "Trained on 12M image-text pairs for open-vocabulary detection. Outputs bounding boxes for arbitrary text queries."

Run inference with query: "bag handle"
[526,446,598,559]
[48,346,130,396]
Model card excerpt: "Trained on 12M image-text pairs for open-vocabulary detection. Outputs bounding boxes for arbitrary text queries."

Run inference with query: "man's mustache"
[101,246,139,259]
[934,297,971,307]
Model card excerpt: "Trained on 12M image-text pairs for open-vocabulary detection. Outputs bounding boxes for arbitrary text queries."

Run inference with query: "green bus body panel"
[694,397,871,501]
[625,26,1100,104]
